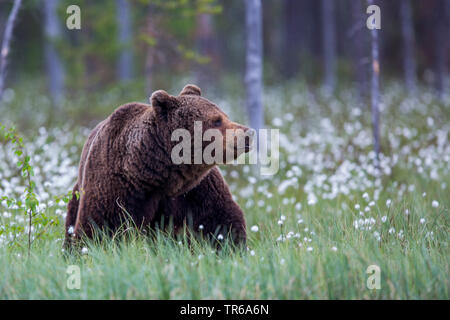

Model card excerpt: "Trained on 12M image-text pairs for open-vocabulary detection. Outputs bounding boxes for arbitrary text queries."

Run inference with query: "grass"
[0,79,449,299]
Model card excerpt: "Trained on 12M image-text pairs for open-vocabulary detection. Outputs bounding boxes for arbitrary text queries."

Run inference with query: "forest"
[0,0,448,300]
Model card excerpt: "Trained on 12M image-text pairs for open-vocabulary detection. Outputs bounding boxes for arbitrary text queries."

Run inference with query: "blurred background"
[0,0,448,131]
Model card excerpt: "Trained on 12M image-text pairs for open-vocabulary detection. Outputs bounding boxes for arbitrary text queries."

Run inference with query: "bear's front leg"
[160,167,247,247]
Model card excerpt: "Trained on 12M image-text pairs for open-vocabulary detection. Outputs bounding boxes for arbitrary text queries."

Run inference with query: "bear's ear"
[150,90,176,111]
[179,84,201,96]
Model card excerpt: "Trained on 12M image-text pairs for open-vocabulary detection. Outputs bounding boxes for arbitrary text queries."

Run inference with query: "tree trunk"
[321,0,336,92]
[368,0,381,165]
[116,0,133,82]
[245,0,264,131]
[0,0,22,99]
[283,0,301,79]
[43,0,65,104]
[195,13,218,92]
[400,0,417,94]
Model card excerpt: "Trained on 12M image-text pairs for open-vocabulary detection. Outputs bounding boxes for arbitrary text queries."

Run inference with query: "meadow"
[0,80,448,299]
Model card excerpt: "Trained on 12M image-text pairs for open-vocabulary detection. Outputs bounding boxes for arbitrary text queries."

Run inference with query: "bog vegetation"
[0,80,448,299]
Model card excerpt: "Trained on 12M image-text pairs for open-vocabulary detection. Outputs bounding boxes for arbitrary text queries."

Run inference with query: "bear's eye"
[213,117,222,127]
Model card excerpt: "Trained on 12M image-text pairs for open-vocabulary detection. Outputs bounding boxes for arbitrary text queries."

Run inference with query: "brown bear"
[65,84,252,248]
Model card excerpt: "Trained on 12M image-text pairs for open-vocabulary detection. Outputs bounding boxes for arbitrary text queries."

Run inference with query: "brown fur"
[65,84,249,247]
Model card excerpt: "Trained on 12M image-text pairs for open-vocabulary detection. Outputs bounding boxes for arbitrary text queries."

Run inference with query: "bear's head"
[150,84,255,166]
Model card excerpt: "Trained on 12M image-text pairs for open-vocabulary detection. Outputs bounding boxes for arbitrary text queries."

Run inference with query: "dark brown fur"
[65,84,248,247]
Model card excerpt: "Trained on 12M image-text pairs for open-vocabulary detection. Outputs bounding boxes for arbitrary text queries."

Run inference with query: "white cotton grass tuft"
[250,225,259,232]
[81,247,88,255]
[217,234,224,240]
[432,200,439,208]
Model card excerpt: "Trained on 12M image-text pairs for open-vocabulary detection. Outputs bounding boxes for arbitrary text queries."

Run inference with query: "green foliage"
[57,0,120,89]
[177,44,211,64]
[137,0,222,15]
